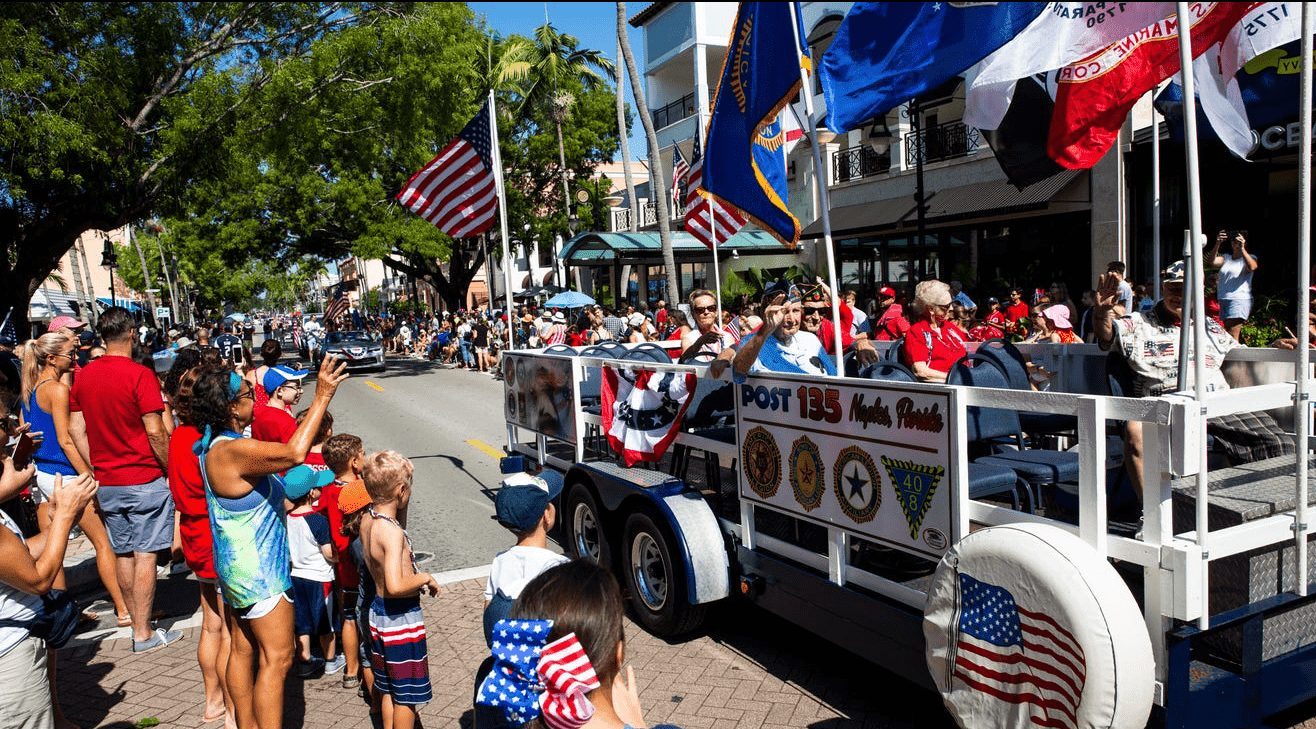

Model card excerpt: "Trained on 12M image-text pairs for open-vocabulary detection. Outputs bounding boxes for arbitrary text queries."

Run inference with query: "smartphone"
[10,433,35,470]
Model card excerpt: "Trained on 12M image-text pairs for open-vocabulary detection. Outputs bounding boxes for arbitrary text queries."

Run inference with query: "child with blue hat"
[284,464,344,678]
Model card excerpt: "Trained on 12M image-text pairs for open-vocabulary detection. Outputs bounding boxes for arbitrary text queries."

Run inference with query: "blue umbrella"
[543,291,596,309]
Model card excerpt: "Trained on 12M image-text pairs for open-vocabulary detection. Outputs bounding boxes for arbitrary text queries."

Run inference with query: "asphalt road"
[308,356,515,572]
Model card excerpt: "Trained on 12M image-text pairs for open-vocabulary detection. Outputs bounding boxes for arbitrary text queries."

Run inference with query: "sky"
[467,1,649,160]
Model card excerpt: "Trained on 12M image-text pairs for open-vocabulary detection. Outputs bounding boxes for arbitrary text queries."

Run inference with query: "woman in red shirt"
[167,360,233,726]
[901,280,969,382]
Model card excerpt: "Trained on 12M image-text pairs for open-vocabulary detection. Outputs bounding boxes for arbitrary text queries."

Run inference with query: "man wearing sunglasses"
[251,365,308,444]
[679,289,736,378]
[1095,260,1292,500]
[732,282,836,378]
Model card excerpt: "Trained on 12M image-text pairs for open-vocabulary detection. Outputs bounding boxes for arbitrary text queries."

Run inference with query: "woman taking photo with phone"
[18,332,129,625]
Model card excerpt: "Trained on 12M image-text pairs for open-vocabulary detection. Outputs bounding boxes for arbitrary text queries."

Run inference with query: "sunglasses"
[692,305,718,314]
[802,306,829,317]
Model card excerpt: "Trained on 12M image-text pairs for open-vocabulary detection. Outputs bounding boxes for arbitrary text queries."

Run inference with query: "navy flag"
[701,2,809,247]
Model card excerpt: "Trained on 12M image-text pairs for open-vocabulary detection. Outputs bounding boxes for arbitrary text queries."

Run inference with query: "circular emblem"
[922,527,949,551]
[741,426,781,499]
[788,436,825,511]
[832,445,881,524]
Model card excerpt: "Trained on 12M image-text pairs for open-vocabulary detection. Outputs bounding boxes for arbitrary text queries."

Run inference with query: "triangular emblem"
[881,456,945,539]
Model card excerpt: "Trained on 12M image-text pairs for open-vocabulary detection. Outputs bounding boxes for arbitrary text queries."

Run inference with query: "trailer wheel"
[622,512,705,637]
[565,484,610,568]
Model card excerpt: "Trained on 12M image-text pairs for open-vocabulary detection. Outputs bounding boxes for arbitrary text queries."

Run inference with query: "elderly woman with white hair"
[900,280,969,382]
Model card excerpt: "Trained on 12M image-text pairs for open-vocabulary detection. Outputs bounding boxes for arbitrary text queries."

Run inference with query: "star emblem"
[846,465,868,502]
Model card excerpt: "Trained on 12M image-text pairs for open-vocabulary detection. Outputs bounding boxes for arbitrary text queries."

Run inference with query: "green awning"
[560,230,787,264]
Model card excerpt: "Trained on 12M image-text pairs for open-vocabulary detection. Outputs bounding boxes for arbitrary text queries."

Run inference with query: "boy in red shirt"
[320,433,366,689]
[252,365,306,443]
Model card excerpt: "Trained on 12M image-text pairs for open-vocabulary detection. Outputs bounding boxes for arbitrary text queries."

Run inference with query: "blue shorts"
[290,576,338,638]
[96,477,175,554]
[1220,298,1251,321]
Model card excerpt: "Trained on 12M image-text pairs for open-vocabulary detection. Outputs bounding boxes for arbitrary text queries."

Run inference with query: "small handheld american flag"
[396,100,498,239]
[671,144,690,212]
[953,573,1086,729]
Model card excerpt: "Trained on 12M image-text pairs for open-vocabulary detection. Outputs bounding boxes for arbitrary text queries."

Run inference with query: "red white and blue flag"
[601,365,698,467]
[684,135,748,249]
[671,144,691,212]
[396,101,498,239]
[952,574,1086,729]
[324,282,350,325]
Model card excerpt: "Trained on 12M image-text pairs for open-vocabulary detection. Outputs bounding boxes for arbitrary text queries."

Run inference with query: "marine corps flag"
[701,2,808,246]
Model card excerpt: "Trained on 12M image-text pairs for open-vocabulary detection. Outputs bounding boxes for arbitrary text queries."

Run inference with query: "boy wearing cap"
[285,464,344,678]
[337,479,379,710]
[483,461,569,643]
[251,365,307,444]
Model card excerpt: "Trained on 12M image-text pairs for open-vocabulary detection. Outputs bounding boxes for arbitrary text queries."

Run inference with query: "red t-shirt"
[166,425,205,516]
[251,404,297,444]
[1005,301,1030,325]
[304,451,328,471]
[815,302,856,354]
[317,479,361,589]
[901,320,969,374]
[69,355,165,486]
[872,305,912,342]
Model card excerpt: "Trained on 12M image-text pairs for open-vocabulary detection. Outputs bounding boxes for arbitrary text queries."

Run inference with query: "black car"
[320,330,385,371]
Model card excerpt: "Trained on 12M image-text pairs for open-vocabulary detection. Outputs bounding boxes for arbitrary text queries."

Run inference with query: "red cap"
[879,286,897,299]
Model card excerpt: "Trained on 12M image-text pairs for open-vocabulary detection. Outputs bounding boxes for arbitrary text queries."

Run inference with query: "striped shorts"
[368,596,431,706]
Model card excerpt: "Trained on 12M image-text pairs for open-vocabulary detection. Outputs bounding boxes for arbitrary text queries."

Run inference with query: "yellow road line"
[465,438,505,460]
[365,381,384,392]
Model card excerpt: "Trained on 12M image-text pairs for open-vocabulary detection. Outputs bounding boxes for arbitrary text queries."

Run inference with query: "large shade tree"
[0,2,387,333]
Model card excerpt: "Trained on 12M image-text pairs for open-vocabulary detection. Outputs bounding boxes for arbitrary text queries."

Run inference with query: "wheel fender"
[924,523,1153,729]
[649,491,730,606]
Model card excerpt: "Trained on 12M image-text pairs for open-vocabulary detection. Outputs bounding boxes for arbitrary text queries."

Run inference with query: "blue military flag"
[820,2,1046,133]
[702,2,809,247]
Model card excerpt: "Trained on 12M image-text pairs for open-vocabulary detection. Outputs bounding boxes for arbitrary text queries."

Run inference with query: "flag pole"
[1175,0,1211,629]
[1152,82,1163,301]
[788,1,844,377]
[1293,2,1313,598]
[489,88,516,351]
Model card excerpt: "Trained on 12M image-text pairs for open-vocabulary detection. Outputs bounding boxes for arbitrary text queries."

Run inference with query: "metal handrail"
[904,120,981,166]
[651,92,697,129]
[830,144,891,184]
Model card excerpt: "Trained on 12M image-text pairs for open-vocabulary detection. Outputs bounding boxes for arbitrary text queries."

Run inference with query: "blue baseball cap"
[284,465,334,501]
[263,365,308,395]
[494,471,564,532]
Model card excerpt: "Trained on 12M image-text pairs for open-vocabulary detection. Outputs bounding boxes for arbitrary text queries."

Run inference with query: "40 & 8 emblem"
[742,426,781,499]
[832,445,881,524]
[788,436,825,511]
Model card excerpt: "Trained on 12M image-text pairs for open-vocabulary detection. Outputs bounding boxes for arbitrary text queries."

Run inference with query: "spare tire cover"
[924,523,1153,729]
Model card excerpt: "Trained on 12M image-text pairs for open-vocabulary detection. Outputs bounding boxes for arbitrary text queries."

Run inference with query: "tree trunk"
[556,120,573,240]
[129,225,158,322]
[386,245,486,317]
[615,36,639,234]
[618,2,679,305]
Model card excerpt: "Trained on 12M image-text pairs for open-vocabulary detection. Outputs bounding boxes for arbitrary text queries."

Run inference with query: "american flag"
[396,100,498,239]
[671,143,690,211]
[683,135,747,249]
[953,574,1086,729]
[324,283,350,324]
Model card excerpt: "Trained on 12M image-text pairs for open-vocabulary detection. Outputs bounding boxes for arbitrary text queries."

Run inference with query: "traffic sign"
[155,306,171,321]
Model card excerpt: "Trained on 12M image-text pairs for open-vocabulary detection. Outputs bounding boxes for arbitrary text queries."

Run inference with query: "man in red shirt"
[871,286,911,342]
[1005,287,1031,335]
[70,307,181,653]
[252,365,307,443]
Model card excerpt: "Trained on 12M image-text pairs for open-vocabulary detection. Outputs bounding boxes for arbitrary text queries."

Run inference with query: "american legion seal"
[832,445,881,524]
[788,435,825,511]
[742,426,781,499]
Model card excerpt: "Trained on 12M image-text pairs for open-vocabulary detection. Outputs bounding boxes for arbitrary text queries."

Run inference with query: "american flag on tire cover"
[953,573,1086,729]
[396,101,497,238]
[600,365,698,467]
[684,135,747,249]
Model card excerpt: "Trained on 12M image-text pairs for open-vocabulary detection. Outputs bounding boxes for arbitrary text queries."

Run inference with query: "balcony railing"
[610,207,633,232]
[651,92,697,129]
[606,198,685,231]
[905,120,981,167]
[831,144,891,184]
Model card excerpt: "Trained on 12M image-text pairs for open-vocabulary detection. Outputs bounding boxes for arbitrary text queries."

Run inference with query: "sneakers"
[297,659,324,678]
[324,654,346,676]
[133,627,183,654]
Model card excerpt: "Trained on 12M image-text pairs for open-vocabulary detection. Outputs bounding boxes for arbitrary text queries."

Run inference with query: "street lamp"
[100,237,119,310]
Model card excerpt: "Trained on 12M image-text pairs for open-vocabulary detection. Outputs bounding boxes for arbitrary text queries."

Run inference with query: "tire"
[621,512,707,637]
[564,484,611,568]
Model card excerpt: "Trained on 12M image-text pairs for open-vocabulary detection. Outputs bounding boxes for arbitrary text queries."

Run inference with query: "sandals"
[79,609,100,624]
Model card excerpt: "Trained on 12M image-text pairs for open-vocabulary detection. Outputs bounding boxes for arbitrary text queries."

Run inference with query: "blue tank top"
[198,431,292,609]
[22,384,75,476]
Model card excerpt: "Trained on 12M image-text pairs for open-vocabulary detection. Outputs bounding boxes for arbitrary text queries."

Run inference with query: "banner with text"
[736,374,955,558]
[503,352,577,445]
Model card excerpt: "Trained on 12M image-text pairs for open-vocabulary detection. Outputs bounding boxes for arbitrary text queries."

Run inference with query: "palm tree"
[615,37,638,233]
[476,33,533,96]
[520,23,615,234]
[617,2,678,305]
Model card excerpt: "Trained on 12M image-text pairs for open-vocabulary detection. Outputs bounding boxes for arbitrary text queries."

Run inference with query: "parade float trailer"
[502,341,1316,729]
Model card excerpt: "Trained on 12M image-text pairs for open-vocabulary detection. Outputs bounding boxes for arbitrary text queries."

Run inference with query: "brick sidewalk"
[54,576,954,729]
